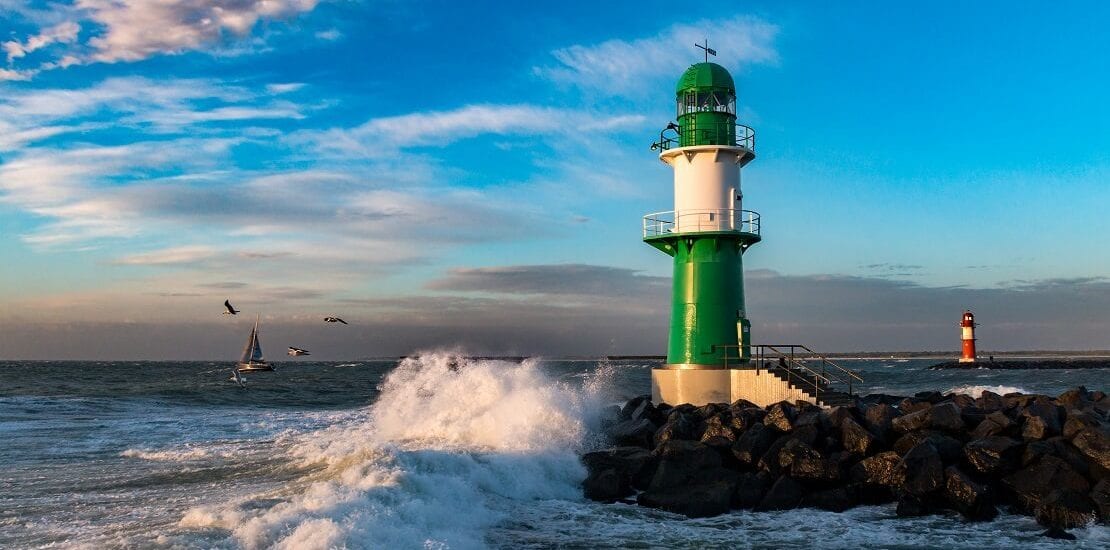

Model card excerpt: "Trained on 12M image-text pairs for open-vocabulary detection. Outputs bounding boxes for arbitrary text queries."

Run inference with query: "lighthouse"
[960,310,977,363]
[644,49,760,405]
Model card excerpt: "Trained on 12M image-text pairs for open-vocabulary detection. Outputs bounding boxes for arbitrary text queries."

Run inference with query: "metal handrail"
[652,122,755,152]
[643,208,760,238]
[714,343,864,400]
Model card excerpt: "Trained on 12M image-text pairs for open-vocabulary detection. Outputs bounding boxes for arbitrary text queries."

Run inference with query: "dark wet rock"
[599,405,623,432]
[731,422,777,468]
[649,440,722,490]
[794,409,828,434]
[764,402,796,432]
[893,431,963,464]
[582,446,657,493]
[791,425,820,448]
[898,442,944,496]
[862,403,898,442]
[1040,527,1077,540]
[892,409,929,434]
[1062,411,1103,440]
[730,398,760,410]
[694,403,727,419]
[850,451,903,487]
[895,493,933,517]
[620,395,651,418]
[975,390,1005,412]
[898,398,933,415]
[841,417,876,456]
[801,485,859,512]
[1091,478,1110,522]
[1022,437,1092,479]
[728,406,766,432]
[756,435,797,475]
[777,438,822,474]
[1021,400,1063,440]
[928,402,966,432]
[583,468,628,501]
[916,391,945,404]
[823,406,857,430]
[944,466,997,521]
[964,436,1023,476]
[732,470,773,509]
[1003,456,1090,513]
[1057,387,1091,409]
[1070,427,1110,472]
[628,397,666,426]
[608,418,657,448]
[637,479,735,518]
[700,413,738,442]
[971,411,1015,439]
[755,475,805,511]
[653,409,699,447]
[1034,488,1098,529]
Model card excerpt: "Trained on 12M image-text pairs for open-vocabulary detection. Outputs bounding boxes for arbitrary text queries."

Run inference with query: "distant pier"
[930,358,1110,370]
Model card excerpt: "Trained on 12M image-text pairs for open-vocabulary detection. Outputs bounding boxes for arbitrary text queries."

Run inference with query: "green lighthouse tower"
[644,57,760,405]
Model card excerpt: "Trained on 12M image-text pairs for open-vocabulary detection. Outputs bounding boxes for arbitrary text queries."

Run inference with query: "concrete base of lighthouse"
[652,368,819,408]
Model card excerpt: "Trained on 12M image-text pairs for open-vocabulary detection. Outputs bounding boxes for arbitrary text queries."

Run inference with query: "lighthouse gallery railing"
[643,208,760,238]
[652,122,755,152]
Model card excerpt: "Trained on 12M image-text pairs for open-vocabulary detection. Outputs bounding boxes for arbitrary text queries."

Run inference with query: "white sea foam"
[180,352,609,549]
[946,384,1028,398]
[121,447,211,461]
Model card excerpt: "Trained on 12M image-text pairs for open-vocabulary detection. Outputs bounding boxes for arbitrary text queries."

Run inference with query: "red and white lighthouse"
[959,310,977,363]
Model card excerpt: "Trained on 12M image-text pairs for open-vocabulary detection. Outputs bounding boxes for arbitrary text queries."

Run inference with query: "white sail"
[239,316,264,364]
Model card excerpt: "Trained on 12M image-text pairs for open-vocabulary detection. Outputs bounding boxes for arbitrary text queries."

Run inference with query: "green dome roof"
[675,62,735,94]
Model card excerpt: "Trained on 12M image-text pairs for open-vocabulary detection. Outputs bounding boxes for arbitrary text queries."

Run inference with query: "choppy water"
[1,356,1107,549]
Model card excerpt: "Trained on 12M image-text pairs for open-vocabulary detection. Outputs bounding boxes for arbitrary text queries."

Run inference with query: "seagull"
[323,317,348,325]
[288,347,310,356]
[223,299,240,315]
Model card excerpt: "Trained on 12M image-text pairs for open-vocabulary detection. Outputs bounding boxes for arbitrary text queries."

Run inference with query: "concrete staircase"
[765,367,856,407]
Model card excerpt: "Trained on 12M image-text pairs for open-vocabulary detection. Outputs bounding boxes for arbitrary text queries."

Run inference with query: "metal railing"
[643,208,760,238]
[652,122,755,152]
[715,343,864,402]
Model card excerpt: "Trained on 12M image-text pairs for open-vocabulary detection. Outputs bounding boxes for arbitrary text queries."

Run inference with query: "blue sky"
[1,1,1108,358]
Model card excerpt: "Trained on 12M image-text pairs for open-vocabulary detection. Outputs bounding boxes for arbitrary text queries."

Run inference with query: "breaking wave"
[946,384,1028,397]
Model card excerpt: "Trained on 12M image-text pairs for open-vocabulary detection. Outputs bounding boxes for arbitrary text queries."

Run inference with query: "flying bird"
[223,299,240,315]
[288,347,310,356]
[323,317,348,325]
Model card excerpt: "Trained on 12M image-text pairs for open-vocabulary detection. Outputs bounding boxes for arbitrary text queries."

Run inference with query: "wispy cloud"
[114,245,218,266]
[536,16,779,96]
[427,264,667,298]
[2,20,80,61]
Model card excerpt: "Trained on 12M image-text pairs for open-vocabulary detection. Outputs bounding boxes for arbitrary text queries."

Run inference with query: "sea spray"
[181,353,612,549]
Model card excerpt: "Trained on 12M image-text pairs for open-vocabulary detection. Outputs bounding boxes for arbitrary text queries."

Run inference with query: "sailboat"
[237,315,274,372]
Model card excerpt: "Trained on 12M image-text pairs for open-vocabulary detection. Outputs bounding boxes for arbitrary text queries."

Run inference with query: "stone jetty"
[584,387,1109,537]
[930,359,1110,370]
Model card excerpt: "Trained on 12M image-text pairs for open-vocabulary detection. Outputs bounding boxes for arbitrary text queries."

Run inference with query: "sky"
[1,1,1108,359]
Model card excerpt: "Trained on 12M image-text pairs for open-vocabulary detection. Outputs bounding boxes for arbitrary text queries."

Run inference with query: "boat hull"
[237,362,274,372]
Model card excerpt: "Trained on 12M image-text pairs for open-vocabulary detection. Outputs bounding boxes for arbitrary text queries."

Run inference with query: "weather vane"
[695,39,716,63]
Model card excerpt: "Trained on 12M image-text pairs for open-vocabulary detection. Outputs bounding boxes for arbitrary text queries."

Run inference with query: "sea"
[1,355,1108,549]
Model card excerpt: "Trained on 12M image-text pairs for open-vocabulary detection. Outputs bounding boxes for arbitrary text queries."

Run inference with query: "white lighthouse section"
[661,145,748,233]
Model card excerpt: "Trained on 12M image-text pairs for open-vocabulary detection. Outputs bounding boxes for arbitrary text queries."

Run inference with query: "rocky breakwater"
[584,388,1109,538]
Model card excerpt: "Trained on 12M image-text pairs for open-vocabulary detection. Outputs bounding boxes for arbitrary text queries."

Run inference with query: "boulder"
[620,395,651,418]
[898,441,944,496]
[582,446,657,492]
[731,422,777,468]
[608,418,657,448]
[892,409,930,433]
[1034,488,1098,529]
[583,468,628,501]
[850,451,903,487]
[700,413,739,442]
[971,411,1014,439]
[1021,400,1063,440]
[777,438,823,475]
[653,409,699,447]
[649,440,722,490]
[728,406,766,432]
[975,390,1005,412]
[1090,478,1109,522]
[944,465,997,521]
[893,431,963,463]
[1062,411,1103,440]
[694,402,727,419]
[794,409,828,435]
[823,406,858,430]
[801,485,859,512]
[964,436,1023,476]
[628,397,666,426]
[1003,455,1090,513]
[637,479,735,518]
[927,402,966,432]
[898,398,933,415]
[1040,527,1077,540]
[755,475,805,511]
[1056,387,1091,409]
[916,391,945,404]
[841,417,876,456]
[1070,427,1110,472]
[756,435,796,475]
[1021,437,1092,479]
[732,470,773,509]
[862,402,898,442]
[764,402,797,433]
[895,493,933,517]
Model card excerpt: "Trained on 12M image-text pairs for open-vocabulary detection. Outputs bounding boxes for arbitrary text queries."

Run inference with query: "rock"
[1039,527,1077,540]
[599,405,623,432]
[582,447,657,492]
[971,411,1014,439]
[583,468,628,501]
[895,492,932,517]
[898,441,944,496]
[795,409,828,435]
[637,479,735,518]
[1034,488,1098,529]
[964,436,1023,476]
[649,440,722,490]
[898,398,933,415]
[975,390,1005,412]
[1003,456,1090,513]
[777,438,822,474]
[862,403,898,442]
[733,471,773,509]
[756,435,795,475]
[928,402,966,432]
[755,475,805,511]
[1022,415,1052,441]
[1070,427,1110,472]
[653,409,699,447]
[916,391,945,403]
[731,398,760,409]
[841,417,876,456]
[695,403,727,419]
[893,431,963,464]
[620,395,651,418]
[801,485,859,512]
[1056,387,1090,409]
[1021,400,1063,439]
[731,422,777,468]
[764,402,796,432]
[944,466,997,521]
[1091,478,1109,522]
[892,409,929,433]
[823,406,858,430]
[850,451,903,487]
[702,413,742,443]
[1062,411,1103,440]
[629,397,666,426]
[1022,437,1092,479]
[608,418,657,448]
